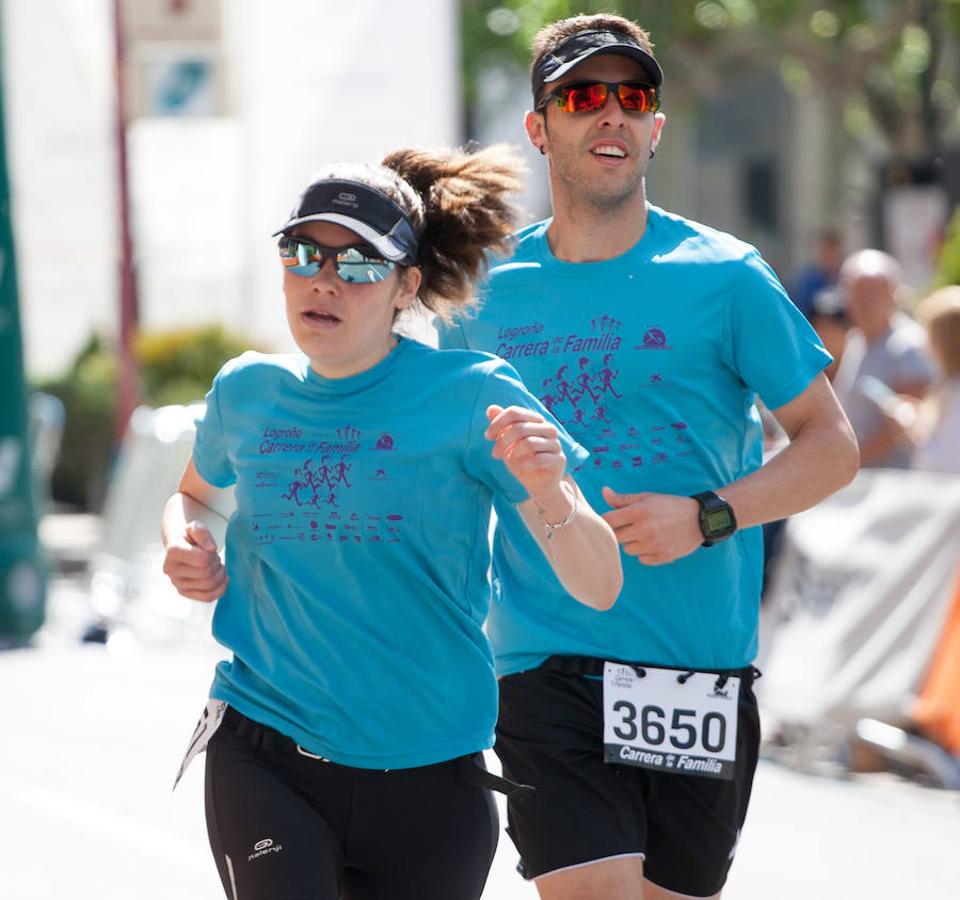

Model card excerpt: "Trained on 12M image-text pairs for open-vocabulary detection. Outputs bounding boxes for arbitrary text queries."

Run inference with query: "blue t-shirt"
[193,337,587,768]
[439,206,831,674]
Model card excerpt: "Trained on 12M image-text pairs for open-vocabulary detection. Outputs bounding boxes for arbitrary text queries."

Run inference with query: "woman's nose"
[310,258,340,291]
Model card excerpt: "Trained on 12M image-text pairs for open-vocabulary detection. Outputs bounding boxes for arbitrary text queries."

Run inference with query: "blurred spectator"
[910,287,960,474]
[809,286,849,381]
[832,249,937,468]
[788,229,844,318]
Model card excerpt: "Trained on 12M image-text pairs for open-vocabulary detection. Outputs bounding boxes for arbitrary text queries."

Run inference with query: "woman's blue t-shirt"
[192,336,587,768]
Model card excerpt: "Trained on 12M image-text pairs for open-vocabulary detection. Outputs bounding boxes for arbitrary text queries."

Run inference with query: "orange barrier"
[914,564,960,755]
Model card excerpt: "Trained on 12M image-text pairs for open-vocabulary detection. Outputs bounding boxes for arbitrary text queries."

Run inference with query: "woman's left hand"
[485,404,566,502]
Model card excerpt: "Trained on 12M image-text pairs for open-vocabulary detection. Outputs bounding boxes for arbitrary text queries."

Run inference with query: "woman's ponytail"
[381,144,525,321]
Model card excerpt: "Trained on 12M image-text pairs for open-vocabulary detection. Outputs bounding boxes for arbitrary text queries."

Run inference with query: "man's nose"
[597,92,627,127]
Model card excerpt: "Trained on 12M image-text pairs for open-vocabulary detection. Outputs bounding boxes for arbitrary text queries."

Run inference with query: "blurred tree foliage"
[135,326,252,407]
[462,1,960,190]
[34,336,116,511]
[935,205,960,286]
[34,325,254,510]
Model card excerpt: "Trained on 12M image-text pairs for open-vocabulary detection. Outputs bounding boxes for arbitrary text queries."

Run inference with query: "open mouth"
[302,309,342,326]
[591,144,627,160]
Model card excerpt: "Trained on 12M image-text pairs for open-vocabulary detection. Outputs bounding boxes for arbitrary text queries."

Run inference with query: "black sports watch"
[691,491,737,546]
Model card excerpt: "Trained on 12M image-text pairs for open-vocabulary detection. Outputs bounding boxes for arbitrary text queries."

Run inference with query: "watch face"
[704,508,734,533]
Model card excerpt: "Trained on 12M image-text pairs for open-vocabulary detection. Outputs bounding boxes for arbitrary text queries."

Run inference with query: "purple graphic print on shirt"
[492,317,689,472]
[250,425,405,546]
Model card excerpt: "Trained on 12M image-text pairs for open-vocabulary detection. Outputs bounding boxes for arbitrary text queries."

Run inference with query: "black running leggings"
[204,709,499,900]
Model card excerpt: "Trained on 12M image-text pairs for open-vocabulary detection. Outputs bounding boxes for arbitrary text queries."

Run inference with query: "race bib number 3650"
[602,663,739,780]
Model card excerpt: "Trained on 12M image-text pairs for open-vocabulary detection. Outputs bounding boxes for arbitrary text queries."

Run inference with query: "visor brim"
[272,213,409,263]
[540,44,663,88]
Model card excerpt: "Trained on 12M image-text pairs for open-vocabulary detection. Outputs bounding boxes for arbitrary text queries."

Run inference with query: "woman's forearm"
[520,478,623,610]
[161,492,224,547]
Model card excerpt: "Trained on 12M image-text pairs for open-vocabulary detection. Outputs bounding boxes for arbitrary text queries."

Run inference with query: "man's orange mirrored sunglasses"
[539,80,660,114]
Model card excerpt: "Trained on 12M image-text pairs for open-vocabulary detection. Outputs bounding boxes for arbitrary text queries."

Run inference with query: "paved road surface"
[3,530,959,900]
[2,635,958,900]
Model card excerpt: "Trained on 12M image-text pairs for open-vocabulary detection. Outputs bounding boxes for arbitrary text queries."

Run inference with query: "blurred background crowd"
[2,2,960,896]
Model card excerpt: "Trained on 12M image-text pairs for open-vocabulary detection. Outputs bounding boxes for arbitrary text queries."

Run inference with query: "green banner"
[0,6,46,639]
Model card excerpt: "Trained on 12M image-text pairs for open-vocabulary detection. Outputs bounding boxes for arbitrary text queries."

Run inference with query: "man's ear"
[649,111,666,155]
[525,110,547,156]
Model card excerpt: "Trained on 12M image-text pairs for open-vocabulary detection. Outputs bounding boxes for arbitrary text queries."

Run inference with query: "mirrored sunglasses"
[278,235,396,283]
[541,80,660,114]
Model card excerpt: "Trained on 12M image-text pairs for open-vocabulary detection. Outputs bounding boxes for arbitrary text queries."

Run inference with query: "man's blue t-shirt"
[192,336,587,768]
[439,206,831,675]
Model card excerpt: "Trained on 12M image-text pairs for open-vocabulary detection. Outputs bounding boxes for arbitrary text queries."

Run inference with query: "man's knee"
[534,854,645,900]
[644,876,721,900]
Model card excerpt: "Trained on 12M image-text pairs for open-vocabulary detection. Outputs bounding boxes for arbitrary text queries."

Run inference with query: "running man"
[439,14,859,900]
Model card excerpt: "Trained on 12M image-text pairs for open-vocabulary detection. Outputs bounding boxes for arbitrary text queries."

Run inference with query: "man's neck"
[546,181,650,262]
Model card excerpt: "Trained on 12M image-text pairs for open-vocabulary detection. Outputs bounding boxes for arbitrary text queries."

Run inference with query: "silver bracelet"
[536,489,578,541]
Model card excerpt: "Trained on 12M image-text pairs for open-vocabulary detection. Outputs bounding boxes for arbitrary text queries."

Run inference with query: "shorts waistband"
[221,705,293,755]
[220,706,533,799]
[537,654,761,683]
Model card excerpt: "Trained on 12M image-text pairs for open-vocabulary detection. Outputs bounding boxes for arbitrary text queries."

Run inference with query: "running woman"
[439,15,859,900]
[161,145,622,900]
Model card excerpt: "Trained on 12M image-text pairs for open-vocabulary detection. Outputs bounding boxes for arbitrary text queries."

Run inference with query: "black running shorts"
[205,707,499,900]
[495,656,761,897]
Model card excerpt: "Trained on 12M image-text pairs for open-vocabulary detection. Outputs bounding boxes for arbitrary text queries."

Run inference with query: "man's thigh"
[642,679,760,896]
[531,858,723,900]
[496,668,647,881]
[536,855,645,900]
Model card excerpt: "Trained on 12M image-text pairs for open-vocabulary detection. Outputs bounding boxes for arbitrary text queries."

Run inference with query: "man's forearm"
[719,422,859,529]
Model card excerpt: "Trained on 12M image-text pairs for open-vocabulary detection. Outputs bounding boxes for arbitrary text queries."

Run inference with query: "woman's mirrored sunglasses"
[278,235,396,283]
[540,80,660,114]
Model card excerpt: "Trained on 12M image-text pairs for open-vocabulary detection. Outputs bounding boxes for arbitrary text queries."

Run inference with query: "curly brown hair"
[380,145,525,322]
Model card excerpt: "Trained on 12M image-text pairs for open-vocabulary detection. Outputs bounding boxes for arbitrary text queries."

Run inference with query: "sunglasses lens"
[559,82,608,112]
[335,247,396,283]
[552,82,659,114]
[619,83,659,112]
[279,237,396,282]
[279,237,321,276]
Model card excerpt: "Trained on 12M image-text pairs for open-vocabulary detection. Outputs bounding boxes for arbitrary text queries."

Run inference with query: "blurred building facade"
[5,0,459,376]
[6,1,957,380]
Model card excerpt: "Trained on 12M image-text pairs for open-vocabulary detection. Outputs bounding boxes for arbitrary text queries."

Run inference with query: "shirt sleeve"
[463,359,590,503]
[192,365,237,488]
[722,250,833,411]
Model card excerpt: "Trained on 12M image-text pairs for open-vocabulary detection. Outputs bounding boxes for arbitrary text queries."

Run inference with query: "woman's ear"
[394,266,422,310]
